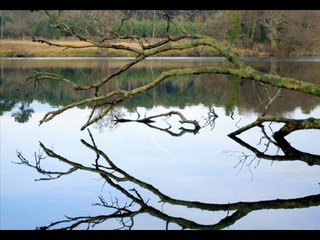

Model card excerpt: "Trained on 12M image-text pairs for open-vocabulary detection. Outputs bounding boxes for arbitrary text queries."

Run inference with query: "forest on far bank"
[1,10,320,56]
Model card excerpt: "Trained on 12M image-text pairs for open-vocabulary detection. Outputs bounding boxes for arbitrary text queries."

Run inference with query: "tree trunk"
[269,31,278,54]
[151,10,156,44]
[250,18,256,47]
[1,10,4,39]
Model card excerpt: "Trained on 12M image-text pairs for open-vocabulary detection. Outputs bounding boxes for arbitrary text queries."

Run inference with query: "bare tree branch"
[16,13,320,130]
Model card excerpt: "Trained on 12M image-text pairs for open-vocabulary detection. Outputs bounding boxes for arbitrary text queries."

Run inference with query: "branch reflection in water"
[15,123,320,230]
[112,110,202,136]
[228,116,320,167]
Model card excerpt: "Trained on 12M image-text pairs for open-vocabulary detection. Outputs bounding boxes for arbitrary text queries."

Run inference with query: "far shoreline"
[1,39,319,58]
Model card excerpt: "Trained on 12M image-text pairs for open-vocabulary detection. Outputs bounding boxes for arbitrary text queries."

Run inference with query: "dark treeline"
[1,10,320,56]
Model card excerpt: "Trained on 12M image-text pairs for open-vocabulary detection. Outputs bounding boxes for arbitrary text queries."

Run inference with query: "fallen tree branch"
[17,13,320,130]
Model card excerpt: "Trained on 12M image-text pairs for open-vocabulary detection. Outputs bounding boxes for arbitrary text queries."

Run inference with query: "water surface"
[1,57,319,230]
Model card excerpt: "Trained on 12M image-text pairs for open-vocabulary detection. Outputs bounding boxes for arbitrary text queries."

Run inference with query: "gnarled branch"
[17,12,320,130]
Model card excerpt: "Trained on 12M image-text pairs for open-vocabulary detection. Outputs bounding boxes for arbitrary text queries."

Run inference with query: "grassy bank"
[0,39,273,58]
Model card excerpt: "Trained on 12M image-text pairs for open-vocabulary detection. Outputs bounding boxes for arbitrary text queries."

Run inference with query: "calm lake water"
[0,57,320,230]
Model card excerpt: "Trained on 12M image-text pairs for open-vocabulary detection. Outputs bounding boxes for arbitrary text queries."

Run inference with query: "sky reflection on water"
[1,58,320,229]
[1,101,319,229]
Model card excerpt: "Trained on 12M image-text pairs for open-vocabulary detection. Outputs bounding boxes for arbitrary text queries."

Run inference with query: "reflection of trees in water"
[0,99,16,116]
[11,102,34,123]
[16,127,320,230]
[1,60,320,119]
